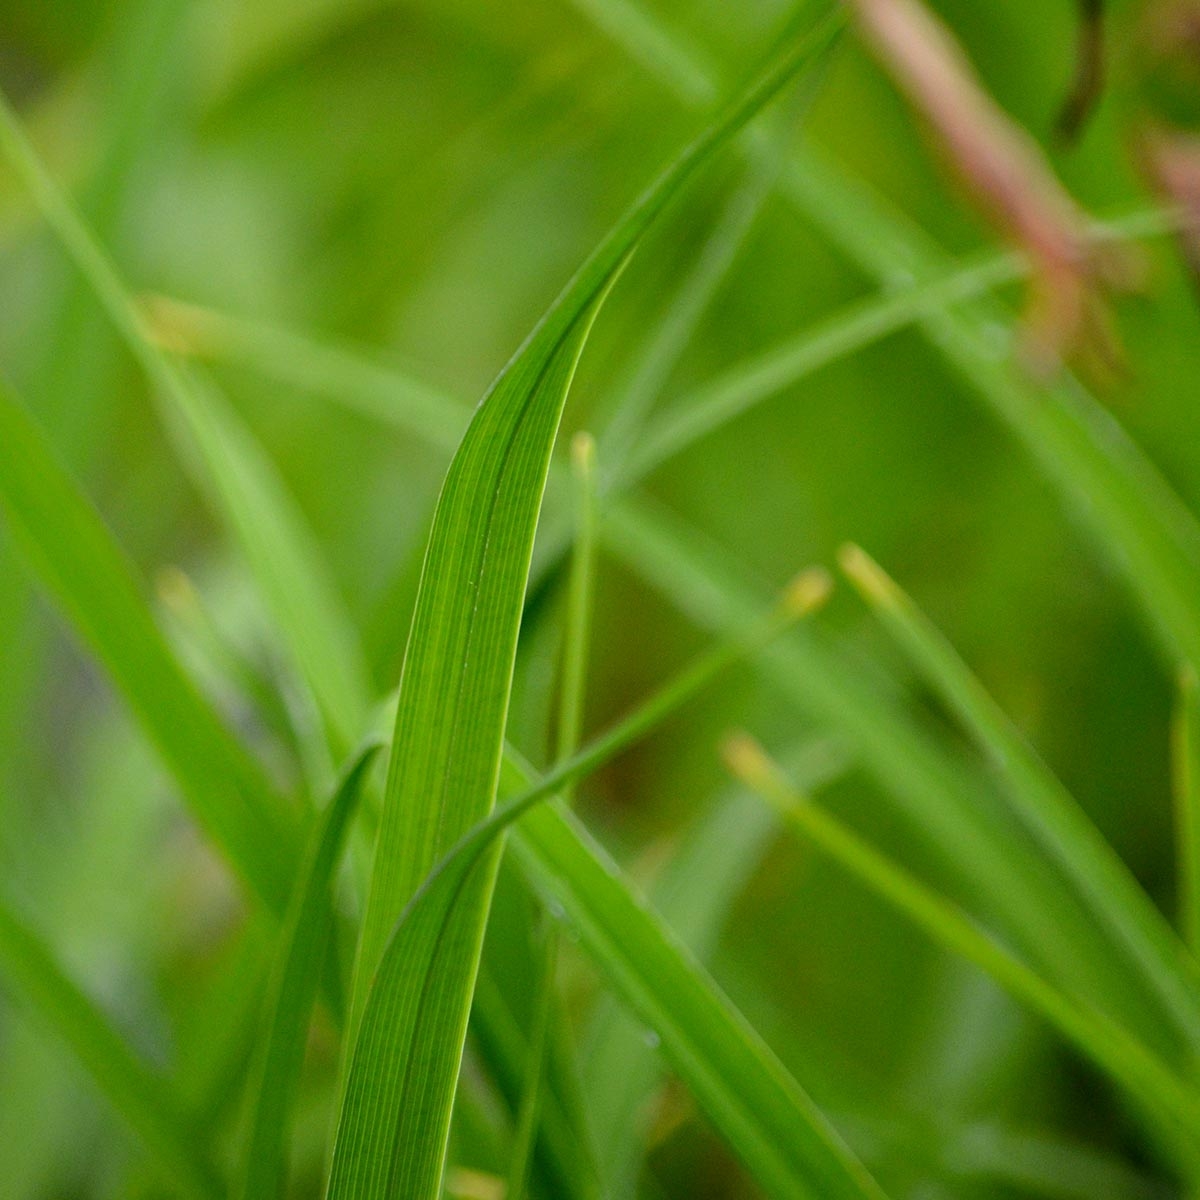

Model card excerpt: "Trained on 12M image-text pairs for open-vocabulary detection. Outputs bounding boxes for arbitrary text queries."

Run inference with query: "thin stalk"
[507,434,599,1200]
[724,735,1200,1162]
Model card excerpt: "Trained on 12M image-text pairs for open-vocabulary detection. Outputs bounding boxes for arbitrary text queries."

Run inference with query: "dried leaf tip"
[837,543,899,607]
[780,566,834,618]
[843,0,1130,371]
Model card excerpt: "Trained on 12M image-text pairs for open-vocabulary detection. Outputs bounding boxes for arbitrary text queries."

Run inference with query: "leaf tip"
[837,542,898,608]
[781,565,833,618]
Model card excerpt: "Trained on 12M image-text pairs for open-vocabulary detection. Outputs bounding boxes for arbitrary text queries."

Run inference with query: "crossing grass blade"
[0,896,221,1200]
[329,12,846,1198]
[838,543,1200,1053]
[235,743,380,1200]
[583,737,849,1194]
[724,734,1200,1170]
[601,494,1176,1053]
[0,381,298,913]
[332,569,879,1198]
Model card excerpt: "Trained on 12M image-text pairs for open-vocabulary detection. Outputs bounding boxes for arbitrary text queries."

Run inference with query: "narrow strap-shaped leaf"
[334,14,844,1199]
[505,786,886,1199]
[236,743,380,1200]
[331,553,839,1196]
[1173,668,1200,955]
[0,381,297,912]
[725,736,1200,1165]
[839,544,1200,1055]
[0,88,373,762]
[352,2,844,1000]
[0,896,221,1200]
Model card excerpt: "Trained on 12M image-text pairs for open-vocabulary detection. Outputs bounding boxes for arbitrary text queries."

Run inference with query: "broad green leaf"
[236,743,380,1200]
[724,735,1200,1168]
[839,544,1200,1055]
[1173,668,1200,955]
[334,13,844,1198]
[0,895,221,1200]
[0,381,298,913]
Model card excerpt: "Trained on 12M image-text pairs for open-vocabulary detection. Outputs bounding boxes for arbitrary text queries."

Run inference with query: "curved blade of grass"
[0,381,297,912]
[1172,668,1200,955]
[0,89,373,762]
[839,543,1200,1054]
[584,737,849,1194]
[235,742,380,1200]
[505,791,885,1199]
[335,591,880,1200]
[0,895,221,1200]
[334,14,844,1198]
[724,735,1200,1165]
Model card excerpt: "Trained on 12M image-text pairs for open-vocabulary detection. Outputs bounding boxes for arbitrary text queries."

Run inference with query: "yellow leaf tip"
[837,542,898,607]
[571,429,596,474]
[781,566,833,618]
[720,731,778,792]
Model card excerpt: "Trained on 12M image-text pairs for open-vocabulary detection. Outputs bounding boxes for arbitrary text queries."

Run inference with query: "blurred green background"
[2,0,1198,1196]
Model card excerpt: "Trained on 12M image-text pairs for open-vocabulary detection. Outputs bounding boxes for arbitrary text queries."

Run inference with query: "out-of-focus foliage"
[1,0,1199,1196]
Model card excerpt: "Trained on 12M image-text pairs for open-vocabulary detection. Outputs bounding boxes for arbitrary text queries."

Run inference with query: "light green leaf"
[236,742,380,1200]
[0,895,221,1200]
[837,543,1200,1055]
[0,381,298,913]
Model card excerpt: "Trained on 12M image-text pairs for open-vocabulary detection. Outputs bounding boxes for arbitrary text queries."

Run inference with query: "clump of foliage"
[1,1,1199,1197]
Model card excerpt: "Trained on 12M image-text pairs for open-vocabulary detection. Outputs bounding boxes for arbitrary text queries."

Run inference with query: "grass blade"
[838,543,1200,1054]
[334,14,844,1197]
[0,896,221,1200]
[0,89,374,762]
[0,381,298,912]
[1172,668,1200,955]
[583,738,848,1194]
[602,494,1176,1052]
[724,734,1200,1165]
[235,743,380,1200]
[334,575,875,1199]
